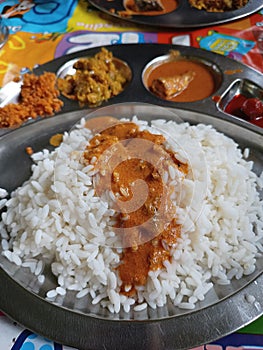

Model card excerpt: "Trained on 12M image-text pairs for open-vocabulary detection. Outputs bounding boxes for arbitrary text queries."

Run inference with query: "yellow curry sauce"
[83,118,187,296]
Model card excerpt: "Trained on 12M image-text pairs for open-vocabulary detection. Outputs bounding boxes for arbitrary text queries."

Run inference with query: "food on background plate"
[57,48,131,107]
[188,0,249,12]
[0,115,262,314]
[0,72,63,128]
[132,0,164,11]
[121,0,178,15]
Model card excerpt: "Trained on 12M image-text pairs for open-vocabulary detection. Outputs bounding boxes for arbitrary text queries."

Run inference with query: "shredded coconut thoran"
[0,72,63,128]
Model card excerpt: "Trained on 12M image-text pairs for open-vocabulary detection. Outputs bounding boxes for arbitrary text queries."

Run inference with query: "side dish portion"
[143,50,221,102]
[57,48,132,107]
[0,72,63,128]
[188,0,249,12]
[122,0,178,15]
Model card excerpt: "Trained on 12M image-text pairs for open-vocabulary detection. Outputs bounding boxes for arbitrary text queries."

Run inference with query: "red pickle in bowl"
[225,94,263,127]
[218,79,263,128]
[241,98,263,120]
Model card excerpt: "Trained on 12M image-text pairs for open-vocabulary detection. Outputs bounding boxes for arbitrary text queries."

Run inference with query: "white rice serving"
[0,116,262,313]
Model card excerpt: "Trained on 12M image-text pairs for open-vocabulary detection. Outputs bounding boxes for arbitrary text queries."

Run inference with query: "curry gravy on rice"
[84,119,187,295]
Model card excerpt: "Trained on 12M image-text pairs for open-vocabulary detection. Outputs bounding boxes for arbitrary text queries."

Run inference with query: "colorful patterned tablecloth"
[0,1,262,349]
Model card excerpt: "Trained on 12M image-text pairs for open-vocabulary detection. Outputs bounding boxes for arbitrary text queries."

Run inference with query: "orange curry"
[84,117,187,296]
